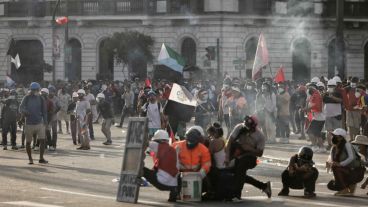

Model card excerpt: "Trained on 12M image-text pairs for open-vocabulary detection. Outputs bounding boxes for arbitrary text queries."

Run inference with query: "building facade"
[1,0,368,83]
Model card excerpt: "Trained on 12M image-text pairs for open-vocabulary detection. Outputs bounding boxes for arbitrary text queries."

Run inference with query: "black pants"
[295,109,305,136]
[234,155,267,198]
[88,113,94,139]
[281,168,318,193]
[143,167,177,199]
[2,121,17,146]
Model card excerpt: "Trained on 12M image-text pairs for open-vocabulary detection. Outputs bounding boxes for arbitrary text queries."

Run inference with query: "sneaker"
[39,159,48,164]
[334,188,353,196]
[231,197,243,202]
[34,146,39,151]
[103,141,112,145]
[304,191,316,198]
[263,181,272,198]
[11,146,18,150]
[49,146,55,151]
[77,147,84,150]
[348,184,357,194]
[3,146,7,150]
[278,188,289,196]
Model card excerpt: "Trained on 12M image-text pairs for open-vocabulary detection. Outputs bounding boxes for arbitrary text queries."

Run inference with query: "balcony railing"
[2,0,368,19]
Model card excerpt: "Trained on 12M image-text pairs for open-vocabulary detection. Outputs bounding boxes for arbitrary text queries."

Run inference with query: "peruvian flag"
[274,65,285,83]
[252,33,269,80]
[56,16,69,25]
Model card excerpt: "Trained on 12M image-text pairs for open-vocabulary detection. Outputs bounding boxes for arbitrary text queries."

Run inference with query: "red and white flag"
[252,33,269,80]
[274,65,285,83]
[56,16,69,25]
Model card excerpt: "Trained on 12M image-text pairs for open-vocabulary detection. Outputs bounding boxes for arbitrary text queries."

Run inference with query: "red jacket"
[154,142,178,177]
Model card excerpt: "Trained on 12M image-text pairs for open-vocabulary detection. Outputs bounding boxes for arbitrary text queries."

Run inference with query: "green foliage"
[104,31,154,66]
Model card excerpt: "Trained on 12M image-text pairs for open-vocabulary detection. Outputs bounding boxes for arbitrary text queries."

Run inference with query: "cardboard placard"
[117,117,148,203]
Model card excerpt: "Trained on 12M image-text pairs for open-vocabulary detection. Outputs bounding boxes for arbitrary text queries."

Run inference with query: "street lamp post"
[336,0,345,78]
[52,0,61,83]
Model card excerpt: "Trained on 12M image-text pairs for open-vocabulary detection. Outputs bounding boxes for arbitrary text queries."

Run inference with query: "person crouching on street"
[225,115,272,200]
[96,93,114,145]
[143,130,179,202]
[2,89,19,150]
[75,89,91,150]
[326,128,366,196]
[278,146,318,197]
[172,126,211,198]
[351,135,368,194]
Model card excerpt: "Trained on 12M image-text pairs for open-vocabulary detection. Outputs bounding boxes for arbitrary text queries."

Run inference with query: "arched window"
[181,37,196,66]
[98,39,114,80]
[67,38,82,81]
[292,38,311,82]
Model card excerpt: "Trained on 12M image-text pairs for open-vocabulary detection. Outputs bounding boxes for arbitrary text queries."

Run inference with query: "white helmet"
[41,88,49,94]
[317,82,325,88]
[327,79,337,86]
[187,125,205,137]
[152,130,170,141]
[96,93,105,99]
[311,77,320,84]
[77,89,86,95]
[72,92,79,98]
[333,76,342,83]
[101,84,107,91]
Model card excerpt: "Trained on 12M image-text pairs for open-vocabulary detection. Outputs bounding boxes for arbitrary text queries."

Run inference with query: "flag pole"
[268,62,274,78]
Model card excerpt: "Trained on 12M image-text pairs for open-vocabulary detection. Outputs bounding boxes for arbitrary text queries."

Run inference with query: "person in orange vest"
[172,126,212,197]
[143,130,179,202]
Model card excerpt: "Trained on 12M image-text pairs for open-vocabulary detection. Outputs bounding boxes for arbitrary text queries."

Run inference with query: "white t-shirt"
[75,99,91,120]
[147,102,161,129]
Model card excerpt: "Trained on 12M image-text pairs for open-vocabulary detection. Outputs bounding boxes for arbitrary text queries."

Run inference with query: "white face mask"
[246,86,252,90]
[351,83,357,88]
[278,88,284,94]
[327,87,334,93]
[355,92,361,98]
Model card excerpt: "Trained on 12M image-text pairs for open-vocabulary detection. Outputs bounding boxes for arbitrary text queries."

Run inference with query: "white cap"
[41,88,49,94]
[331,128,347,138]
[72,92,78,98]
[77,89,86,95]
[327,79,337,86]
[311,77,320,83]
[316,82,325,88]
[187,126,205,137]
[152,130,170,141]
[96,93,105,99]
[333,76,342,83]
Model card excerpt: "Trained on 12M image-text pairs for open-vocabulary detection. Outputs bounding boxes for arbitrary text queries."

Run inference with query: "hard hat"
[72,92,79,98]
[316,82,325,88]
[147,90,156,96]
[41,88,49,94]
[77,89,86,95]
[185,128,202,148]
[96,93,105,99]
[29,82,41,90]
[333,76,342,83]
[327,79,337,86]
[187,126,205,137]
[311,77,320,84]
[152,130,170,141]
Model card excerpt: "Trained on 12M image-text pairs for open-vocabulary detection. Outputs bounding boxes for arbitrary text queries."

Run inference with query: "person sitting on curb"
[143,130,179,202]
[278,146,319,198]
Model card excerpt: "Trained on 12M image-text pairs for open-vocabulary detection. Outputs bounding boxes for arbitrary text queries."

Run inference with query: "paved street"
[0,122,368,207]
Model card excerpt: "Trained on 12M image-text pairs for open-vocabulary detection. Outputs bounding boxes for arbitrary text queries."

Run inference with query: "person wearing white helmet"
[75,89,91,150]
[311,77,320,84]
[323,79,343,151]
[142,130,179,202]
[96,93,114,145]
[67,92,80,145]
[316,82,325,93]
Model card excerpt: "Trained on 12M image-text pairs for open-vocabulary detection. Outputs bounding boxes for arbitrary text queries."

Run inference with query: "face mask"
[332,136,340,145]
[327,87,334,93]
[246,86,252,90]
[355,92,361,98]
[351,83,357,88]
[186,142,198,149]
[278,88,284,94]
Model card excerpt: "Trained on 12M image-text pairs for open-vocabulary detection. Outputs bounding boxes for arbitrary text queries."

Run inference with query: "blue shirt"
[19,94,47,125]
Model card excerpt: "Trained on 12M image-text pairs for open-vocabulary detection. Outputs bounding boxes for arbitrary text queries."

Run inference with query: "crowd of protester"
[1,73,368,201]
